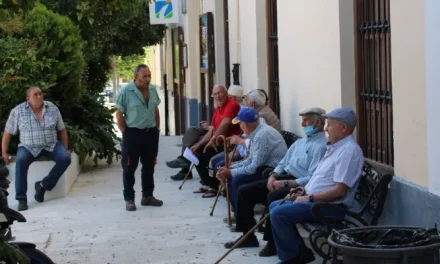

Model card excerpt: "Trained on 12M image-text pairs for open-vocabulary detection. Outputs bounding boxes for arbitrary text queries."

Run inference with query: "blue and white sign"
[149,0,181,24]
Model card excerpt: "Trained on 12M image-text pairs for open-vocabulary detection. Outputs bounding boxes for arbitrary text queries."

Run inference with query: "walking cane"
[209,136,237,222]
[209,145,237,217]
[178,163,195,190]
[214,194,291,264]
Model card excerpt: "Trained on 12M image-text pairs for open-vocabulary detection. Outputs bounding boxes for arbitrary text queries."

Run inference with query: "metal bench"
[301,161,393,263]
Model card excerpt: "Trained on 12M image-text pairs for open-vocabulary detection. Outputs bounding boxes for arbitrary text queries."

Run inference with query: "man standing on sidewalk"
[2,87,71,211]
[115,64,162,211]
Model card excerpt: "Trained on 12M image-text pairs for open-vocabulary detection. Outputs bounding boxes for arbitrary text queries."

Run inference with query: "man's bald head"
[26,87,41,97]
[212,85,228,107]
[213,85,227,93]
[26,86,44,109]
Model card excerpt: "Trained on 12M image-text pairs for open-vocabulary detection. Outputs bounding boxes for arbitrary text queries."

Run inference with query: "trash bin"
[328,226,440,264]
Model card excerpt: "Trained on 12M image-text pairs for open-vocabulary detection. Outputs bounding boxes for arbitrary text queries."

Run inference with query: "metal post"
[232,63,240,85]
[111,56,117,103]
[163,74,170,136]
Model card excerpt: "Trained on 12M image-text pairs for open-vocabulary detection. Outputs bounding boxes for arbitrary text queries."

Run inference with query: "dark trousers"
[121,127,159,200]
[15,141,71,201]
[194,148,221,189]
[234,170,293,237]
[181,127,207,155]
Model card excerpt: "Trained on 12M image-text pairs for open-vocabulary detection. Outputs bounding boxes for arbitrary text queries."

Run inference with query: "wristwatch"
[284,180,289,188]
[309,194,315,202]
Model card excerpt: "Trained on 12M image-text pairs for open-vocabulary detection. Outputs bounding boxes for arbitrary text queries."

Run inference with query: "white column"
[426,0,440,195]
[185,0,200,99]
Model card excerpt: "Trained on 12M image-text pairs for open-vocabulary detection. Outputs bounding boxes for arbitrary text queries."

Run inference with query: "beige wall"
[277,0,355,136]
[391,0,428,187]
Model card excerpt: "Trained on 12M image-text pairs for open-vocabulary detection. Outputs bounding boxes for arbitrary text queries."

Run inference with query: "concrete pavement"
[10,135,322,264]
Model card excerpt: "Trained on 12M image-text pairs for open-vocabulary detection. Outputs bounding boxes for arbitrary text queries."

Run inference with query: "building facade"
[151,0,440,227]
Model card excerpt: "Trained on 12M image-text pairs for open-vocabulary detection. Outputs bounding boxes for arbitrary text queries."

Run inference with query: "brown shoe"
[125,200,136,211]
[141,196,163,207]
[223,215,237,224]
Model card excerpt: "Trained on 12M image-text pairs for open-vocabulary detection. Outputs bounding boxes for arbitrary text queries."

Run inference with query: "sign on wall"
[149,0,181,24]
[200,14,209,69]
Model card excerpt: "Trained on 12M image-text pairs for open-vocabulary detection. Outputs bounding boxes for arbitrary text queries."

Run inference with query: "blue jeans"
[15,141,71,201]
[228,173,260,214]
[210,152,242,177]
[269,200,344,261]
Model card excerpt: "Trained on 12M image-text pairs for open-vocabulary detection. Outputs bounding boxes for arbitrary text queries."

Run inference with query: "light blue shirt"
[273,132,327,186]
[231,123,287,177]
[115,82,161,129]
[305,135,365,209]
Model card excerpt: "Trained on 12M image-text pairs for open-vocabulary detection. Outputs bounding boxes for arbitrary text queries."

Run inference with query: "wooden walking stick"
[178,163,195,190]
[209,145,238,215]
[214,194,291,264]
[209,136,237,219]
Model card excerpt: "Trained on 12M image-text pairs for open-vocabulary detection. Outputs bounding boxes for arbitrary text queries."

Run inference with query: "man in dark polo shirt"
[115,64,162,211]
[166,85,241,186]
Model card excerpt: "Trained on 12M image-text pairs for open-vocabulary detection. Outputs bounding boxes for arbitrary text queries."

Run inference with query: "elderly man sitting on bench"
[269,107,365,264]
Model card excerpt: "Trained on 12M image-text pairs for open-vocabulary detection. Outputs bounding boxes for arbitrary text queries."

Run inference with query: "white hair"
[246,89,266,106]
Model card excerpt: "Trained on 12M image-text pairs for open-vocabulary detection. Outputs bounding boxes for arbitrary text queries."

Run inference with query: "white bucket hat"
[228,85,244,97]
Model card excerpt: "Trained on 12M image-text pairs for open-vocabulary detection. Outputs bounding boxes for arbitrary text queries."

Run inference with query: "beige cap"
[228,85,244,97]
[299,107,326,116]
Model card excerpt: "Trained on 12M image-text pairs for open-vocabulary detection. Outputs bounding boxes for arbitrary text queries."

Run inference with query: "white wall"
[228,0,268,91]
[391,0,428,187]
[277,0,355,135]
[425,0,440,195]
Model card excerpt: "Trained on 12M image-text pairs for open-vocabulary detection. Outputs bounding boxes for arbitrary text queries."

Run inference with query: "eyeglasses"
[211,91,226,97]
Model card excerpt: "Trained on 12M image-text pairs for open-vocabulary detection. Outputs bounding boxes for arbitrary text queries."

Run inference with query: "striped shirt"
[4,101,65,157]
[231,123,287,177]
[273,132,327,186]
[305,135,364,208]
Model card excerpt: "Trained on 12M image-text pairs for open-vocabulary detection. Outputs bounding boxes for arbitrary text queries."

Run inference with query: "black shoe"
[276,244,316,264]
[125,200,136,211]
[34,181,45,203]
[224,234,259,249]
[166,156,190,169]
[259,241,277,257]
[170,170,192,181]
[299,244,316,263]
[17,200,28,211]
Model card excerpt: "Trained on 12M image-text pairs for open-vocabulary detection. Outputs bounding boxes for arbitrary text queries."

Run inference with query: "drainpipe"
[232,0,240,85]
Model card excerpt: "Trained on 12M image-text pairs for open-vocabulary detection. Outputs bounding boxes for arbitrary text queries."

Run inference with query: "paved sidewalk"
[10,136,322,264]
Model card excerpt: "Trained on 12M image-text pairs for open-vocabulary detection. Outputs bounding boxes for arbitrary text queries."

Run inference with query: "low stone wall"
[379,176,440,227]
[6,153,81,206]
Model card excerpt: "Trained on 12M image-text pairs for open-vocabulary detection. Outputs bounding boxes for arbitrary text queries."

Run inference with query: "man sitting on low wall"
[1,87,71,211]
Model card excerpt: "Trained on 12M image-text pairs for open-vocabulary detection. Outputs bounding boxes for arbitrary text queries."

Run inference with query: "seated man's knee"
[237,184,250,198]
[56,152,71,165]
[15,149,33,167]
[269,199,282,211]
[231,175,242,186]
[262,168,273,179]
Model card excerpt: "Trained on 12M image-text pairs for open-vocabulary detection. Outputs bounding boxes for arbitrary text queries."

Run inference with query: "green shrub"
[23,4,84,106]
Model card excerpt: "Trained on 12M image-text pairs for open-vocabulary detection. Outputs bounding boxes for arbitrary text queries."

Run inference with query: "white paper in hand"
[183,147,200,166]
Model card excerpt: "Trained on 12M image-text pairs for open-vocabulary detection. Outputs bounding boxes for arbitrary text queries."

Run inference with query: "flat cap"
[299,107,326,116]
[322,107,357,129]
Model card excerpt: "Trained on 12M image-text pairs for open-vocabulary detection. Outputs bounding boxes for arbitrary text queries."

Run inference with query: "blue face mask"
[303,125,318,136]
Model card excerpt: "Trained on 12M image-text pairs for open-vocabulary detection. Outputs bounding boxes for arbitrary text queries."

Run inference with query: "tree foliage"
[23,4,84,105]
[1,0,166,164]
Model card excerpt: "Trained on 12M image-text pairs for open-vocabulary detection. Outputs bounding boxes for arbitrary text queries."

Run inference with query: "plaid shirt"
[4,101,65,157]
[230,123,287,177]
